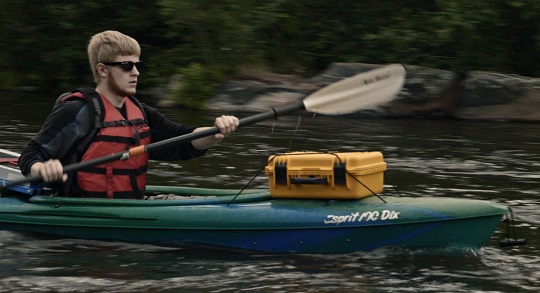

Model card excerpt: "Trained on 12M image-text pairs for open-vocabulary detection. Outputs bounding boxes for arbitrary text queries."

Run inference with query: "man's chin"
[122,88,137,96]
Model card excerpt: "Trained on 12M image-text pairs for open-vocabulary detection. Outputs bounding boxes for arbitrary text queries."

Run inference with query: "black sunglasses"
[103,61,145,72]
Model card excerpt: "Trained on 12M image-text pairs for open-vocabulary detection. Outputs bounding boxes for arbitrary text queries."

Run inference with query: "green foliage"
[1,0,539,106]
[168,63,225,109]
[0,0,166,91]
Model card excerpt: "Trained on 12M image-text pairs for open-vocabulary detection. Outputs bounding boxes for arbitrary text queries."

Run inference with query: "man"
[18,30,239,199]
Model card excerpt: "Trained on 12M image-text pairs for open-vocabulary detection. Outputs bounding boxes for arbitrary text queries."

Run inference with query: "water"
[0,93,538,292]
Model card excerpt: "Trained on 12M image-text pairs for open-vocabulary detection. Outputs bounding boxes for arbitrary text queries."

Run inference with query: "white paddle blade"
[303,64,406,115]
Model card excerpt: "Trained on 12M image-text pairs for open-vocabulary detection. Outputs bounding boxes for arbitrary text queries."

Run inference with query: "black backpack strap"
[75,87,106,129]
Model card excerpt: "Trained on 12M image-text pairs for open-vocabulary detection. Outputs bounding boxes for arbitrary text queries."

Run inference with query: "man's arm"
[143,104,238,161]
[18,100,92,179]
[190,115,239,150]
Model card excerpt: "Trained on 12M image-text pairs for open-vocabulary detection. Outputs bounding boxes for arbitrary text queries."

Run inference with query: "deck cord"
[328,152,387,203]
[227,163,267,207]
[384,172,403,197]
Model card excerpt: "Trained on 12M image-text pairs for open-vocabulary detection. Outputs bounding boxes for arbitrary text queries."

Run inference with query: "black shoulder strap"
[75,87,106,129]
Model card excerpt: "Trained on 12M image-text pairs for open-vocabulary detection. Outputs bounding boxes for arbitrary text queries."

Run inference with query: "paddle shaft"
[146,102,304,154]
[1,102,305,190]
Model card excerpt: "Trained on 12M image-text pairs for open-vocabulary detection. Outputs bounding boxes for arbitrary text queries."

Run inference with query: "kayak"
[0,149,514,253]
[0,186,509,253]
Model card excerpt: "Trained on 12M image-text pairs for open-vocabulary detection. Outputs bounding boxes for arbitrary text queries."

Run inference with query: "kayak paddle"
[1,64,406,190]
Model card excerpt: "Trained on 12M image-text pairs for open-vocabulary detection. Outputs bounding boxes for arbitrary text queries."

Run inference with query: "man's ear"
[96,63,108,78]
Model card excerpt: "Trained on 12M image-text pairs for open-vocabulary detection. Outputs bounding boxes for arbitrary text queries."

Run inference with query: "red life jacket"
[62,90,151,199]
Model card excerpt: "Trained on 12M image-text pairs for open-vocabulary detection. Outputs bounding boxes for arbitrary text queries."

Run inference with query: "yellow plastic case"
[265,152,387,199]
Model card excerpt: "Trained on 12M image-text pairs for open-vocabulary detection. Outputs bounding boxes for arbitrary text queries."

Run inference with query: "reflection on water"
[0,93,539,292]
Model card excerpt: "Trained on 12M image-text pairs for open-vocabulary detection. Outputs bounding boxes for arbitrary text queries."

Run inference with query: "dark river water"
[0,93,538,292]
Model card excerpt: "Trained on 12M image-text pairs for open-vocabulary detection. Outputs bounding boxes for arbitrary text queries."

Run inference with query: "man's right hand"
[30,159,67,182]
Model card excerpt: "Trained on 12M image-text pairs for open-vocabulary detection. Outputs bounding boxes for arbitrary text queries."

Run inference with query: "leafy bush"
[167,63,225,109]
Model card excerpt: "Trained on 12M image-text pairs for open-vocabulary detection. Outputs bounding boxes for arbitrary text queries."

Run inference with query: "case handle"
[290,177,327,185]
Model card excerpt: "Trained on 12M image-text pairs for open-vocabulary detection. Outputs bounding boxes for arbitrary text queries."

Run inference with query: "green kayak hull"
[0,185,509,253]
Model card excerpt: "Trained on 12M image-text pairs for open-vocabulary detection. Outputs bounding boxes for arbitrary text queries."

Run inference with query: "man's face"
[106,55,142,97]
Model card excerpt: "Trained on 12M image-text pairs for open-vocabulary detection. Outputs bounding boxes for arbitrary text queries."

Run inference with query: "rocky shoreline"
[207,63,540,122]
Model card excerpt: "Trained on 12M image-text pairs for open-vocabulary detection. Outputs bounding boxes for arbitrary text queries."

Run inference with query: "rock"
[210,74,318,113]
[379,65,458,118]
[209,63,389,113]
[211,80,307,112]
[208,63,540,122]
[455,71,540,121]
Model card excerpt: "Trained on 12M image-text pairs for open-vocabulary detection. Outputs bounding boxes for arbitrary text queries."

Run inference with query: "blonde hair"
[87,30,141,83]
